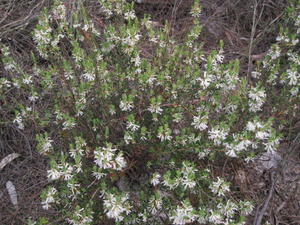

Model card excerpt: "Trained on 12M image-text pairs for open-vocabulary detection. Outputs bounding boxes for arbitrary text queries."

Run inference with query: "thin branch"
[253,171,277,225]
[247,0,265,80]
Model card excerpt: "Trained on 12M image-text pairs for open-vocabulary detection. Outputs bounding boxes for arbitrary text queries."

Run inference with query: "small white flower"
[215,53,224,63]
[148,194,162,215]
[61,163,74,180]
[246,121,256,131]
[196,72,215,89]
[240,201,254,216]
[209,210,223,224]
[251,71,261,78]
[208,127,228,145]
[41,187,57,210]
[13,115,24,130]
[47,168,62,180]
[94,144,126,171]
[191,115,208,131]
[103,193,132,222]
[198,149,210,159]
[170,201,197,225]
[150,173,161,186]
[124,133,133,144]
[210,177,230,197]
[124,11,136,20]
[115,153,127,169]
[29,95,39,102]
[255,131,270,140]
[217,200,238,217]
[126,121,140,132]
[248,86,266,112]
[82,72,95,81]
[23,76,33,84]
[148,103,163,114]
[120,100,134,111]
[41,137,53,154]
[62,120,76,130]
[92,171,106,180]
[157,132,172,142]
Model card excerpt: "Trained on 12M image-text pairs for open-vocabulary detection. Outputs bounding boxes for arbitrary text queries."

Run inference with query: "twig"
[253,170,277,225]
[0,0,46,38]
[247,0,265,80]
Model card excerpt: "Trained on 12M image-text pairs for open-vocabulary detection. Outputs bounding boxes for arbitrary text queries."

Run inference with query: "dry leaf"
[0,153,20,171]
[6,181,18,209]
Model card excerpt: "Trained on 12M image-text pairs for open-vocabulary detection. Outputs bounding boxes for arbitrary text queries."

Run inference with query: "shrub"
[0,0,299,224]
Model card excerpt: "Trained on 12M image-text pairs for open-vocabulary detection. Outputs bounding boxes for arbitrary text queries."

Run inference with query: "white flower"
[224,139,252,158]
[60,163,74,180]
[246,121,256,131]
[131,54,141,67]
[264,137,280,152]
[67,182,81,197]
[198,149,210,159]
[23,75,33,84]
[102,193,132,222]
[248,86,266,112]
[115,153,127,169]
[92,171,106,180]
[148,194,162,215]
[286,69,298,86]
[41,187,57,210]
[217,200,238,217]
[215,53,224,63]
[47,168,62,180]
[53,4,66,20]
[246,120,263,131]
[209,210,223,224]
[148,103,163,114]
[150,173,161,186]
[66,207,93,225]
[255,131,270,140]
[13,114,24,130]
[147,75,157,85]
[157,132,172,142]
[94,144,126,171]
[191,115,208,131]
[29,95,39,102]
[196,72,215,89]
[41,137,53,154]
[181,161,197,189]
[208,127,228,145]
[240,201,254,216]
[124,11,136,20]
[170,201,197,225]
[124,133,133,144]
[210,177,230,197]
[251,71,261,78]
[62,119,76,130]
[82,72,95,81]
[120,100,134,111]
[126,121,140,132]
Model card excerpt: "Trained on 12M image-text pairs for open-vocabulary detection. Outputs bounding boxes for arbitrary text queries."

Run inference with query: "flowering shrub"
[0,0,299,224]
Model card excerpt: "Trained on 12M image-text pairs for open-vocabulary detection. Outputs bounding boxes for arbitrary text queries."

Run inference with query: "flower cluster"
[94,143,127,171]
[102,191,132,222]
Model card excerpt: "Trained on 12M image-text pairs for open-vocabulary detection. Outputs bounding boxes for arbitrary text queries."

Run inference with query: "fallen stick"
[0,153,20,171]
